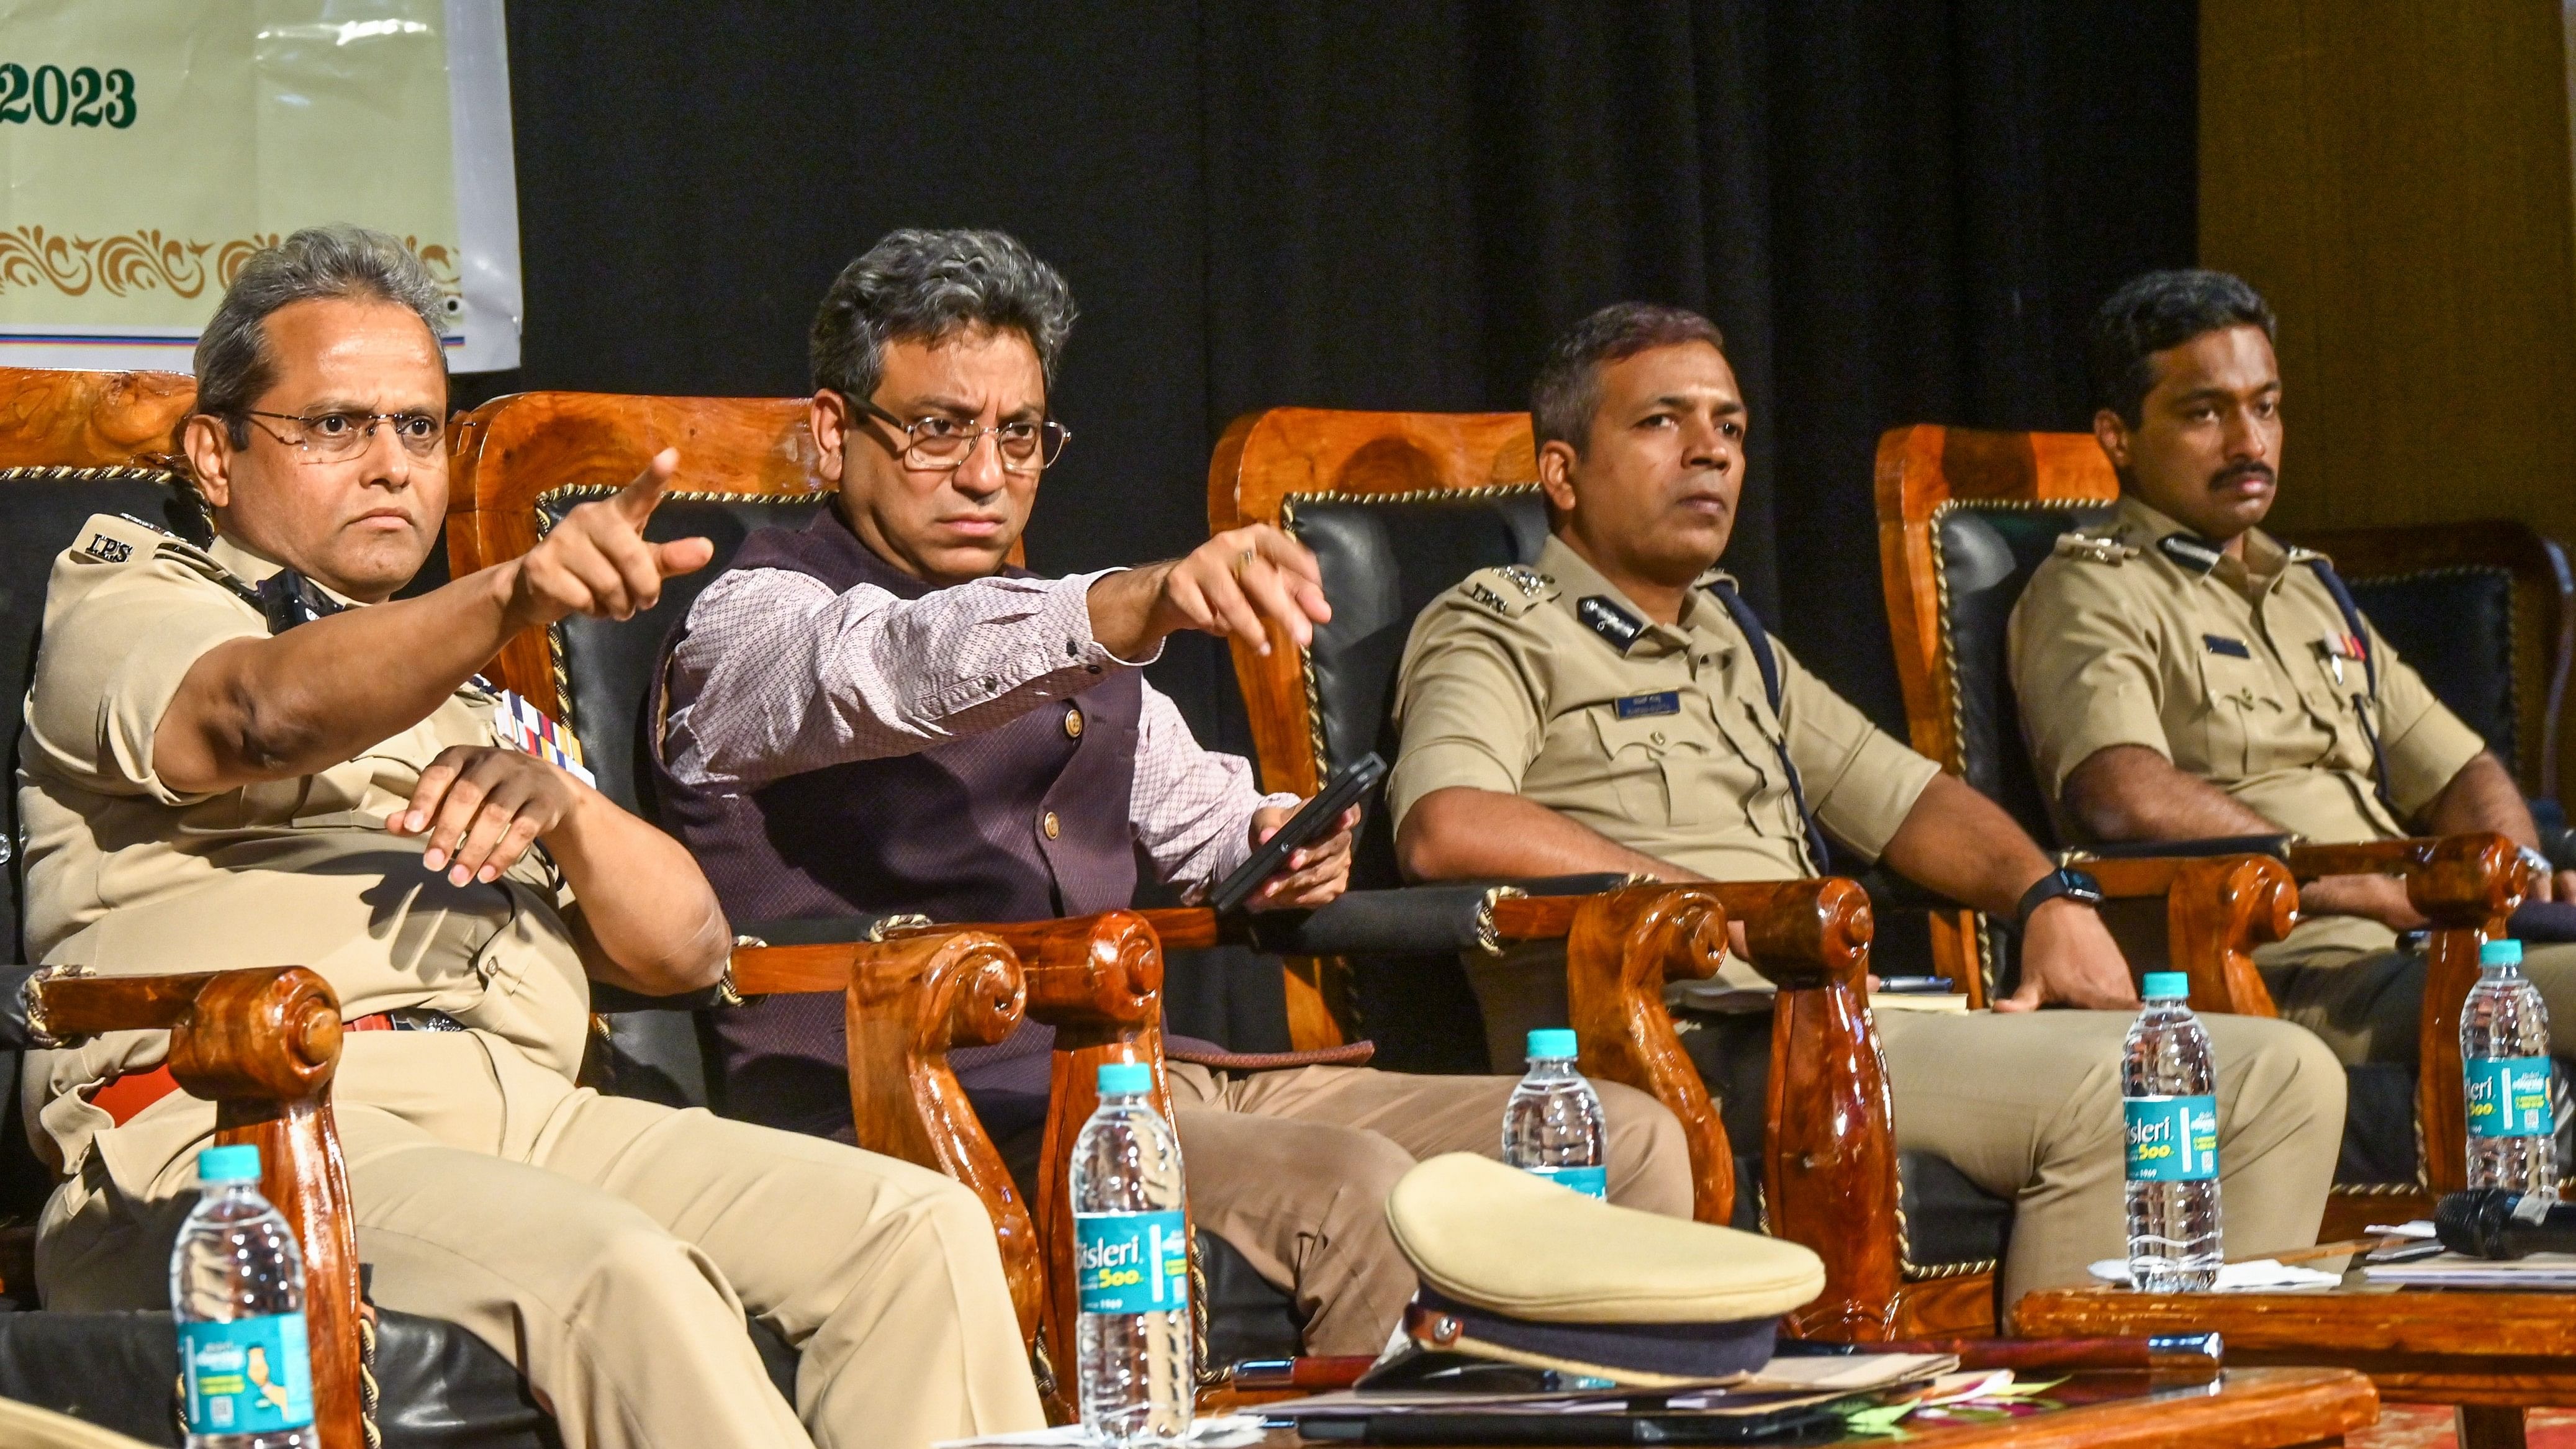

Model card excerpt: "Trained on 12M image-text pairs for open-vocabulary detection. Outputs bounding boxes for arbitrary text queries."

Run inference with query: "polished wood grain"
[0,366,194,467]
[32,967,366,1449]
[2018,1282,2576,1413]
[1209,405,1981,1340]
[1563,885,1735,1224]
[2082,854,2298,1017]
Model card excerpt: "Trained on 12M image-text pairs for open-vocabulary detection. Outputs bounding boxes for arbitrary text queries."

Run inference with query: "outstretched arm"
[155,452,709,795]
[1396,785,1683,884]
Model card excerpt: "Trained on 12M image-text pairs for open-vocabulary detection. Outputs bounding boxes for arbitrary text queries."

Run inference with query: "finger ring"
[1235,548,1256,576]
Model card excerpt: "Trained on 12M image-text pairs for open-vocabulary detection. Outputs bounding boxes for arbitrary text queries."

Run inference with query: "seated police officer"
[1388,302,2348,1304]
[653,228,1696,1356]
[2010,269,2576,1069]
[19,226,1040,1449]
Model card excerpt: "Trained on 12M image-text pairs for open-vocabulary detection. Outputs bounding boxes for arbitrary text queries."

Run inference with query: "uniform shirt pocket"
[2192,646,2290,779]
[1586,706,1712,826]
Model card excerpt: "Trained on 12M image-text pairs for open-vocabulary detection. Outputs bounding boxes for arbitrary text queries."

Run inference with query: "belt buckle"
[387,1008,466,1033]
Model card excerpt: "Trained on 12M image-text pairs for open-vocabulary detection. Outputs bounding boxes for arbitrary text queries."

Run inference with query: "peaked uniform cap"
[1387,1153,1824,1323]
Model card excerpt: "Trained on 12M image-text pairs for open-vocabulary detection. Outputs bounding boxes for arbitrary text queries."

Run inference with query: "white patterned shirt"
[662,565,1297,895]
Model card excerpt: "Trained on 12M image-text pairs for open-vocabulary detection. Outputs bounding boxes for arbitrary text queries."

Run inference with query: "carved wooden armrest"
[25,965,365,1449]
[727,930,1040,1346]
[1696,878,1907,1338]
[2289,833,2532,1194]
[2077,853,2301,1017]
[887,910,1164,1412]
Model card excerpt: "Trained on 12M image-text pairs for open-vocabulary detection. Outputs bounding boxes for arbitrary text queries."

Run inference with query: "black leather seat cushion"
[0,1304,792,1448]
[2346,567,2518,769]
[1288,492,1552,890]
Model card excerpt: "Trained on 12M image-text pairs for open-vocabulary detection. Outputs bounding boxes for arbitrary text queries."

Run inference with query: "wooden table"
[2018,1275,2576,1447]
[1234,1368,2376,1447]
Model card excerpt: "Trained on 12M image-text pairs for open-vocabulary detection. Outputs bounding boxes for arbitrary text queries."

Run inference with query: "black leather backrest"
[1932,501,2116,849]
[2,469,186,969]
[534,492,829,818]
[2344,567,2518,772]
[533,490,829,1111]
[1284,489,1551,888]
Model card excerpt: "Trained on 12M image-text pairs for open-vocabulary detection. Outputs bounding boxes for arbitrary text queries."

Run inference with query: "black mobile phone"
[1209,752,1386,914]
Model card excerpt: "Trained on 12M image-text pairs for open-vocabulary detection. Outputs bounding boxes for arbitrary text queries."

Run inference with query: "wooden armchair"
[1202,406,1975,1338]
[1872,423,2534,1202]
[0,368,1042,1446]
[444,390,1219,1406]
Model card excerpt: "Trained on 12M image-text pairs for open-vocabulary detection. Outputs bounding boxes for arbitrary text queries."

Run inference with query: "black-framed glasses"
[243,409,444,463]
[844,394,1069,475]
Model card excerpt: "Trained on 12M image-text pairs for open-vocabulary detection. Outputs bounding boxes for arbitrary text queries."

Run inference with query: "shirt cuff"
[2382,702,2489,819]
[1385,743,1523,837]
[1059,567,1164,670]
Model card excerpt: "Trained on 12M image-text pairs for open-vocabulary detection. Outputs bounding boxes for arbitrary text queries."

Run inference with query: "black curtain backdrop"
[479,1,2195,752]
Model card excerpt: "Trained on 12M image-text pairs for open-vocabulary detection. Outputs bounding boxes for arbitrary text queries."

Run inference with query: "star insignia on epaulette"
[2051,533,2138,566]
[1497,564,1553,598]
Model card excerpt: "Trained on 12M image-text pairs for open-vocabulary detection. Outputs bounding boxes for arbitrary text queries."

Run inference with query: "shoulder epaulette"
[66,511,252,600]
[1453,564,1558,618]
[2051,531,2140,566]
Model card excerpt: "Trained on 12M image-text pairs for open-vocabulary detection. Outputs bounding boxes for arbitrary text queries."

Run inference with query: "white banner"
[0,0,522,372]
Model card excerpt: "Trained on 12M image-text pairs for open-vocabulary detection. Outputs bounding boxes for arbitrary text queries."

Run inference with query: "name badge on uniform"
[2202,634,2251,659]
[490,690,597,787]
[1613,691,1681,719]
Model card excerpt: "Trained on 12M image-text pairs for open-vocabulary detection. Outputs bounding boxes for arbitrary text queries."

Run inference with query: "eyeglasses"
[243,409,444,463]
[845,394,1069,475]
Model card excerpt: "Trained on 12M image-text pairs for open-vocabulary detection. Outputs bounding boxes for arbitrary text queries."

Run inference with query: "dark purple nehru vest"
[651,508,1143,1142]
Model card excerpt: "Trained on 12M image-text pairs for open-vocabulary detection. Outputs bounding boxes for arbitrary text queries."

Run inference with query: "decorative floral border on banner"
[0,225,460,301]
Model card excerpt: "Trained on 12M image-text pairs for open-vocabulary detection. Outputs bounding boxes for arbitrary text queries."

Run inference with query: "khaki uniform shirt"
[1388,535,1940,885]
[2008,494,2488,957]
[15,514,591,1183]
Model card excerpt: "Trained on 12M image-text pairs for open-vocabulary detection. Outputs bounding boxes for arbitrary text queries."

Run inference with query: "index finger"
[610,448,681,526]
[1250,526,1324,588]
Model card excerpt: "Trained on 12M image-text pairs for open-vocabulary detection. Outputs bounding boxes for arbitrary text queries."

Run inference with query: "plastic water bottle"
[2464,937,2557,1193]
[171,1145,315,1448]
[1072,1061,1192,1446]
[2123,973,2223,1291]
[1502,1028,1607,1198]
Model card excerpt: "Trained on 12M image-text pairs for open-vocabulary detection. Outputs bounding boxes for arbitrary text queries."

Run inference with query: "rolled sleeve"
[2007,560,2174,795]
[2370,623,2489,817]
[1386,602,1547,834]
[1772,639,1938,862]
[22,556,265,804]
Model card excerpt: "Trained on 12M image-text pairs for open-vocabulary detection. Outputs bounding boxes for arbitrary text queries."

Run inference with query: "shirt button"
[1650,730,1667,746]
[1041,810,1060,840]
[1064,706,1083,739]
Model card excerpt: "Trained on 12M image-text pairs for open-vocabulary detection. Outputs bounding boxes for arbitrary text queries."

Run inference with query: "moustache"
[2210,461,2275,490]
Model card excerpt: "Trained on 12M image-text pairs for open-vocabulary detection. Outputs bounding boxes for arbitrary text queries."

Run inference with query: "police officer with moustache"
[2010,269,2576,1070]
[1388,302,2348,1304]
[18,227,1042,1449]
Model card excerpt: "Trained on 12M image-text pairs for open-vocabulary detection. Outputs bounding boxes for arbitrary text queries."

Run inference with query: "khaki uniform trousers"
[0,1399,156,1449]
[2259,931,2576,1067]
[1167,1062,1693,1355]
[1465,947,2346,1305]
[38,1032,1042,1449]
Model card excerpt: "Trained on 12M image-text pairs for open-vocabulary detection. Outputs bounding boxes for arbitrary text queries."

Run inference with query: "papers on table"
[2085,1257,2341,1290]
[936,1414,1267,1447]
[2364,1251,2576,1288]
[1256,1352,1958,1422]
[1866,992,1970,1013]
[2366,1219,2438,1239]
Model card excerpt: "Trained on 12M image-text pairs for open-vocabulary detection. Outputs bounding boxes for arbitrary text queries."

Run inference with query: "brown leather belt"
[89,1009,452,1127]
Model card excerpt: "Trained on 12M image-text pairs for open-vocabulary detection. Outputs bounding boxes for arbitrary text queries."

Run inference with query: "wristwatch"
[2015,866,2104,929]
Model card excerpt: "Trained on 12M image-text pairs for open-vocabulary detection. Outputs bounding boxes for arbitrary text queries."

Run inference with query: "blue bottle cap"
[2482,938,2525,967]
[1527,1028,1578,1060]
[1096,1062,1153,1096]
[2140,972,2190,1001]
[197,1144,261,1183]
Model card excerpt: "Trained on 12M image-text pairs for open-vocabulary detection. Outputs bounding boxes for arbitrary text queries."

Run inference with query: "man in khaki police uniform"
[2010,269,2576,1068]
[1388,302,2348,1303]
[17,226,1041,1449]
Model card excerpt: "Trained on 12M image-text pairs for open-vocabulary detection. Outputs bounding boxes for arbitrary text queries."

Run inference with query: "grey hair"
[810,228,1076,403]
[1530,302,1727,453]
[192,223,449,446]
